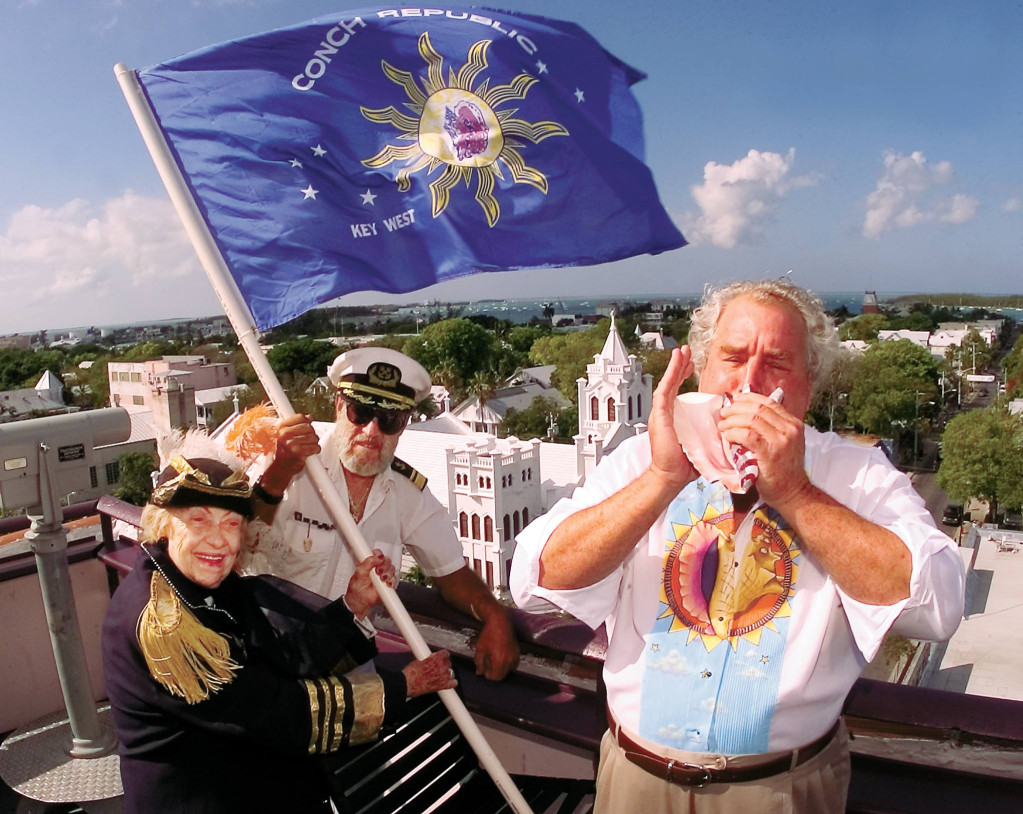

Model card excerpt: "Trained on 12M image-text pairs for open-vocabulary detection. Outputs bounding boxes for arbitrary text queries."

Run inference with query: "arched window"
[628,396,633,421]
[478,476,484,488]
[471,514,481,540]
[521,470,526,482]
[513,511,521,535]
[607,397,616,422]
[590,396,599,420]
[484,516,493,542]
[486,477,491,489]
[638,393,643,418]
[459,512,468,538]
[527,467,532,480]
[503,514,511,540]
[523,507,529,526]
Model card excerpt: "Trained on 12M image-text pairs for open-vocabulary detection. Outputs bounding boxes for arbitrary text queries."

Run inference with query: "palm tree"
[467,370,501,433]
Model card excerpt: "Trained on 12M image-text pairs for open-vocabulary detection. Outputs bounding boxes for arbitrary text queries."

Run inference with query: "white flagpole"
[114,63,533,814]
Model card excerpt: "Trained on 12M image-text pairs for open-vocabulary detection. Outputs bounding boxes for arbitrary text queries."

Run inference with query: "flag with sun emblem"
[136,5,686,331]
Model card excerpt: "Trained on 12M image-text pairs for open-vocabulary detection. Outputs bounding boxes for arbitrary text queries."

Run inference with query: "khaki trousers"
[594,722,851,814]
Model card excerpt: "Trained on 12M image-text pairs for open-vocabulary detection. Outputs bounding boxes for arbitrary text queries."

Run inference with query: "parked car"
[1003,508,1022,531]
[942,503,964,526]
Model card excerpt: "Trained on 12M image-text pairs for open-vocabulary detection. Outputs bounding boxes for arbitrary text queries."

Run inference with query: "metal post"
[25,442,116,758]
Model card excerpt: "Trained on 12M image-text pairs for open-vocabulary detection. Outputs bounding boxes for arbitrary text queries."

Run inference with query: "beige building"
[108,355,238,433]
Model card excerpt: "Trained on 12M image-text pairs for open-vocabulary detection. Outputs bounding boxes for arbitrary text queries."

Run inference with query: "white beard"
[327,417,396,477]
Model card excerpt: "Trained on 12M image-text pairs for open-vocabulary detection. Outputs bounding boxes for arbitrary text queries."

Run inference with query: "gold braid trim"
[337,382,414,410]
[136,572,240,705]
[346,674,386,746]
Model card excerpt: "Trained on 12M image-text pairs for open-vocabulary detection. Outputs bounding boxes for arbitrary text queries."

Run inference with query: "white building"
[0,371,77,423]
[575,315,651,478]
[396,318,653,591]
[450,366,569,435]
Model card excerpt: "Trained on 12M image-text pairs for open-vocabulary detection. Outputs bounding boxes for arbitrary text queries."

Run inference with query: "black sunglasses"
[344,402,411,435]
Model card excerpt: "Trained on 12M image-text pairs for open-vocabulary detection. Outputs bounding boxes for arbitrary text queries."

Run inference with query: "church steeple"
[599,311,630,366]
[574,314,653,479]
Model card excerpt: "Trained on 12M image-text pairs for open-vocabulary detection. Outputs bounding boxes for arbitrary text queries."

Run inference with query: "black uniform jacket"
[102,544,406,814]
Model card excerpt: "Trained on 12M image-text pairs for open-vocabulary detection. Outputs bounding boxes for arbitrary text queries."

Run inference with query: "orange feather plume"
[224,404,280,462]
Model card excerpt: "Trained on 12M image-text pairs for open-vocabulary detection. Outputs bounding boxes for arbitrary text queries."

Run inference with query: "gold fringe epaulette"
[136,572,240,705]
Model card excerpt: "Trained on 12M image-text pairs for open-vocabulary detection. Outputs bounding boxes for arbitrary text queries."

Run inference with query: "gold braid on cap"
[151,455,251,507]
[136,571,239,704]
[337,382,415,410]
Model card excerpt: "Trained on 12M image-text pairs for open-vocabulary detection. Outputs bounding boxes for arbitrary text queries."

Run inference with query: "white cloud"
[678,148,819,248]
[739,667,767,679]
[0,192,213,333]
[862,151,978,239]
[647,649,697,675]
[0,192,198,306]
[1003,197,1022,213]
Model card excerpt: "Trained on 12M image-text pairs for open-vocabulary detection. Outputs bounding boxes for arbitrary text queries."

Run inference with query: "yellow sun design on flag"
[360,33,569,227]
[659,504,800,652]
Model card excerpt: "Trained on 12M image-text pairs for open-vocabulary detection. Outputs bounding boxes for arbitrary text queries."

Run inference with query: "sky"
[1,0,1021,334]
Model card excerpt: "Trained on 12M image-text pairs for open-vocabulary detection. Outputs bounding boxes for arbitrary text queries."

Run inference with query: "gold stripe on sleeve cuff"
[303,679,321,755]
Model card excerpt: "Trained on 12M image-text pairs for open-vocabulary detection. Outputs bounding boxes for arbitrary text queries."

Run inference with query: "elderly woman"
[102,449,455,814]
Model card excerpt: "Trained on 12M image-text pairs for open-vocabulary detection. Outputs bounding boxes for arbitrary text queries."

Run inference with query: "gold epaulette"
[390,457,427,490]
[136,572,239,704]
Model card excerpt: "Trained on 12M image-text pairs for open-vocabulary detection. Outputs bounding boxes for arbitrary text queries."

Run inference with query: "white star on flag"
[536,60,548,75]
[311,144,327,157]
[302,185,318,200]
[360,189,377,206]
[289,158,303,168]
[574,88,585,103]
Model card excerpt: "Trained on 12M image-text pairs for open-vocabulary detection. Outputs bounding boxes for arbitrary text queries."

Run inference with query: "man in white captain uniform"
[253,347,519,680]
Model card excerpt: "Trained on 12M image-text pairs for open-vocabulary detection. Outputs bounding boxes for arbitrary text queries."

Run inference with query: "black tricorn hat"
[150,456,254,519]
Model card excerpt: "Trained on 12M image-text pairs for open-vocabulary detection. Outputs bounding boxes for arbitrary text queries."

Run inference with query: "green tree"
[501,396,576,442]
[887,310,936,332]
[120,340,183,361]
[266,338,338,379]
[507,325,550,356]
[528,321,612,404]
[638,349,673,391]
[402,318,496,399]
[82,358,112,409]
[838,313,889,342]
[231,348,259,385]
[0,347,68,390]
[846,340,939,437]
[807,350,860,432]
[951,328,993,375]
[114,451,158,506]
[1003,333,1023,398]
[938,408,1023,521]
[466,370,501,411]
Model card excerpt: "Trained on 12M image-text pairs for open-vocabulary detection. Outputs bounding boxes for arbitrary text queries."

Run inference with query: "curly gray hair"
[687,280,840,395]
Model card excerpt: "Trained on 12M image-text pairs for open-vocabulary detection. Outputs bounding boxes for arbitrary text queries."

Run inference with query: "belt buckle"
[665,759,712,788]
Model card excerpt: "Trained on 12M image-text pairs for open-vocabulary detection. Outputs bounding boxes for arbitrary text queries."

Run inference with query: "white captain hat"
[327,347,431,411]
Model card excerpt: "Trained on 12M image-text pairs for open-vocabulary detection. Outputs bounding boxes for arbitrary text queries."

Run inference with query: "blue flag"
[137,6,686,331]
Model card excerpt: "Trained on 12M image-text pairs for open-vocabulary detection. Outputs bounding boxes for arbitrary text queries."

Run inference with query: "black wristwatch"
[253,481,283,505]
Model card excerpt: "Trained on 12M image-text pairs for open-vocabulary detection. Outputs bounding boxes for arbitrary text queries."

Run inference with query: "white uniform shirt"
[511,427,964,755]
[268,423,465,599]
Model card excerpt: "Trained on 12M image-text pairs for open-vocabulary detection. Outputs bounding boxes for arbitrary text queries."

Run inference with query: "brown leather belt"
[608,708,840,787]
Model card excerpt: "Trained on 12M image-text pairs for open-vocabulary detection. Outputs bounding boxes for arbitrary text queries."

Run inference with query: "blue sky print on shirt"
[638,479,800,753]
